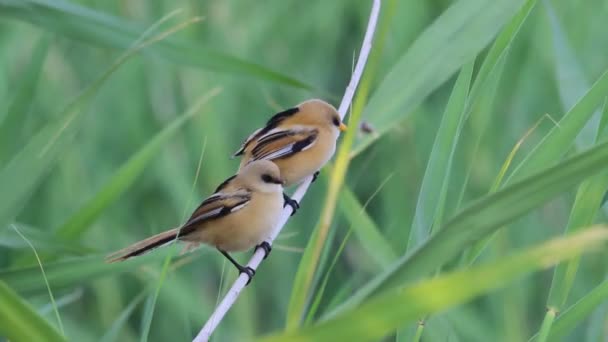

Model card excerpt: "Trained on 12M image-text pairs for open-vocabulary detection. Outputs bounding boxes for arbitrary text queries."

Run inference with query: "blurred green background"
[1,0,608,341]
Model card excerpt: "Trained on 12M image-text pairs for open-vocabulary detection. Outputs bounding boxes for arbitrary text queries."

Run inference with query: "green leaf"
[305,229,353,326]
[506,69,608,184]
[449,0,538,217]
[466,0,538,112]
[0,35,49,163]
[261,228,608,342]
[99,291,146,342]
[352,0,528,157]
[338,184,396,268]
[0,250,173,295]
[0,113,79,229]
[0,15,192,231]
[545,2,598,148]
[0,0,312,90]
[530,279,608,342]
[56,88,221,240]
[0,280,66,342]
[547,100,608,310]
[462,114,550,265]
[0,222,90,254]
[408,60,473,250]
[325,139,608,319]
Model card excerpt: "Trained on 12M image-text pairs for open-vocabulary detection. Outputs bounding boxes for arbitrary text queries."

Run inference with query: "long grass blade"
[0,0,313,90]
[0,280,66,342]
[506,69,608,184]
[408,60,473,250]
[0,35,49,164]
[324,139,608,318]
[0,250,174,295]
[56,88,221,240]
[529,278,608,342]
[261,228,608,342]
[0,14,201,230]
[351,0,529,157]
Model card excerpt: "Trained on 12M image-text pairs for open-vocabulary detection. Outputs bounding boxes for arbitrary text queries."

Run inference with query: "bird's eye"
[261,174,273,183]
[332,117,340,127]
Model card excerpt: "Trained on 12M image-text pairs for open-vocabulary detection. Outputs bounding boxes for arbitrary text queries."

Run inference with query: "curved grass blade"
[0,222,90,254]
[56,88,221,240]
[408,60,473,250]
[261,228,608,342]
[0,249,174,295]
[99,290,147,342]
[0,35,49,164]
[529,279,608,342]
[11,224,64,335]
[324,139,608,319]
[534,100,608,341]
[0,0,313,90]
[0,15,201,231]
[351,0,528,157]
[506,69,608,184]
[0,280,66,342]
[547,100,608,310]
[304,229,353,326]
[306,171,398,323]
[545,1,598,148]
[463,114,555,264]
[399,57,474,342]
[447,0,538,216]
[338,182,396,269]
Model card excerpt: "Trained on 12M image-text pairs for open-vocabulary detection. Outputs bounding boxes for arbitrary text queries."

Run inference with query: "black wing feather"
[214,175,237,193]
[180,194,250,236]
[233,107,299,156]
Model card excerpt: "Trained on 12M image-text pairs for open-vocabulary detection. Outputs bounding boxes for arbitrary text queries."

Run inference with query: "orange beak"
[339,122,348,132]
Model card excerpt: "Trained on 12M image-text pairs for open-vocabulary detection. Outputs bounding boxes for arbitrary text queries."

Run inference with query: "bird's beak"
[339,122,348,132]
[276,177,286,185]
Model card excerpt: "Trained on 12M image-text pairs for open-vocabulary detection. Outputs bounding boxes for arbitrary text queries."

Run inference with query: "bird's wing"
[232,107,300,157]
[233,127,263,157]
[179,189,251,235]
[248,127,318,161]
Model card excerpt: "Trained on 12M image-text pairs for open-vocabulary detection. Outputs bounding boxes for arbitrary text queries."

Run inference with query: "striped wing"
[179,190,251,235]
[249,128,318,161]
[233,107,300,157]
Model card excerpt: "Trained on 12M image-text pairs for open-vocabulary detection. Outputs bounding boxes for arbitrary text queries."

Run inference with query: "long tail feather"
[105,228,180,263]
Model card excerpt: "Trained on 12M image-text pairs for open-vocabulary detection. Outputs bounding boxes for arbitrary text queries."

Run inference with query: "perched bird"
[106,160,285,283]
[233,99,347,212]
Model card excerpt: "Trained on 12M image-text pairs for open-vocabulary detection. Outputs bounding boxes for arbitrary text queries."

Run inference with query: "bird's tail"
[105,228,180,263]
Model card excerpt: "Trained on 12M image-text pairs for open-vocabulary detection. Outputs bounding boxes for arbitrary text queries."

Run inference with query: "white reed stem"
[194,1,380,340]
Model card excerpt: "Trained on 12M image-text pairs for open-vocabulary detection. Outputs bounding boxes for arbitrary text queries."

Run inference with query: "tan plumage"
[234,99,347,186]
[105,160,285,273]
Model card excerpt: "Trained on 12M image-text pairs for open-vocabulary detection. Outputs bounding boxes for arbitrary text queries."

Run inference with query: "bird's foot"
[237,264,256,285]
[256,241,272,259]
[283,193,300,216]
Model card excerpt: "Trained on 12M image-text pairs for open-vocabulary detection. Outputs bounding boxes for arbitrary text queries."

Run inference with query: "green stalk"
[536,308,557,342]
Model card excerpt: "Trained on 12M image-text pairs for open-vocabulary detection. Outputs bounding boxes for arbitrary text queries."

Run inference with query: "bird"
[233,99,347,213]
[105,160,285,284]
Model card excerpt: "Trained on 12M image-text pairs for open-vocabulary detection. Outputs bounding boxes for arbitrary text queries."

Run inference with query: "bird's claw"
[312,171,320,183]
[283,193,300,216]
[256,241,272,259]
[238,265,256,285]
